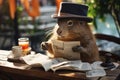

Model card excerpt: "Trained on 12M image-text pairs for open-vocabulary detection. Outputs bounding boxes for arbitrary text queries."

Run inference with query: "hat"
[51,2,92,22]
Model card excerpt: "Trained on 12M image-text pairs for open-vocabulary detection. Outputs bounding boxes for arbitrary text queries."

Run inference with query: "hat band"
[57,13,86,18]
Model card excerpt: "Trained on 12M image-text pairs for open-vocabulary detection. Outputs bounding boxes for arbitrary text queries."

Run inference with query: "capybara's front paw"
[72,46,83,52]
[41,42,49,50]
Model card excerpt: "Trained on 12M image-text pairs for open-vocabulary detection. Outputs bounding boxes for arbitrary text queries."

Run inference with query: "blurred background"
[0,0,120,56]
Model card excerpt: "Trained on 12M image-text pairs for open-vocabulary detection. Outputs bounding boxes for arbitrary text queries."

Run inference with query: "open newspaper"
[51,40,81,60]
[21,53,108,77]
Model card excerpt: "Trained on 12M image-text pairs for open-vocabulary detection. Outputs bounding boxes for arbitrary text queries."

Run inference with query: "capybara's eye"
[67,20,73,27]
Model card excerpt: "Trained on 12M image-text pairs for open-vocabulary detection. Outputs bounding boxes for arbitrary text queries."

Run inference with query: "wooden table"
[0,50,120,80]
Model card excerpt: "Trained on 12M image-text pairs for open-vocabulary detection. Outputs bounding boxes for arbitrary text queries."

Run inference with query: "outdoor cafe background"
[0,0,63,53]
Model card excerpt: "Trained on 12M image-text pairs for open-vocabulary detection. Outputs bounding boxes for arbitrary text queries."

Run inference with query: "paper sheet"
[51,40,81,60]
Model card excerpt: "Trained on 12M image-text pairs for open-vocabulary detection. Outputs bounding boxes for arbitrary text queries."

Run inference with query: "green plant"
[86,0,120,36]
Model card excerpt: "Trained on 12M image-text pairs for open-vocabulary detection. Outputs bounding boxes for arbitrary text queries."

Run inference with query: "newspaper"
[51,60,92,72]
[86,69,106,77]
[0,50,11,61]
[21,53,67,71]
[51,40,81,60]
[21,53,108,77]
[21,53,92,71]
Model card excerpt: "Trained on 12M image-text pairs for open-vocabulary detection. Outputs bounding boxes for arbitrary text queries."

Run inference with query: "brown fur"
[41,18,100,63]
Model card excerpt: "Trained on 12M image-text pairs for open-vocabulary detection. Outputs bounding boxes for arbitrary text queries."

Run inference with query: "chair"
[95,33,120,61]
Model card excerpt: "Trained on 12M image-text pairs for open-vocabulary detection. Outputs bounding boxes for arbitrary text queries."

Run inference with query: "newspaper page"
[21,53,67,71]
[51,40,81,60]
[86,61,106,77]
[21,53,104,72]
[51,60,92,72]
[22,53,116,77]
[86,61,119,77]
[0,50,11,61]
[21,53,92,71]
[86,69,106,77]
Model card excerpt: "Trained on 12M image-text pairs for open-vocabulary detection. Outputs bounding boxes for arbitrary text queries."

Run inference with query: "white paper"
[21,53,67,71]
[86,61,106,77]
[51,40,80,60]
[86,69,106,77]
[0,50,11,61]
[39,58,67,71]
[21,53,49,65]
[21,53,111,78]
[51,60,92,72]
[80,62,92,71]
[91,61,104,70]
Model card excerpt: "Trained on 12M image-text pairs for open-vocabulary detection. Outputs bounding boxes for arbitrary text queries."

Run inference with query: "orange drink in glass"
[18,38,30,55]
[18,38,29,50]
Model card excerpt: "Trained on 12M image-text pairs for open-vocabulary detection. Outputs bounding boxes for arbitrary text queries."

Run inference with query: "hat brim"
[51,14,93,22]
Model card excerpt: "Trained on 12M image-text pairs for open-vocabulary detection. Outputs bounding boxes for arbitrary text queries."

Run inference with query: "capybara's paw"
[41,42,49,50]
[72,46,83,52]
